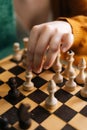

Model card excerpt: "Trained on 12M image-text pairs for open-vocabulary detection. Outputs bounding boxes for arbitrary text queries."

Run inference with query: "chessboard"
[0,53,87,130]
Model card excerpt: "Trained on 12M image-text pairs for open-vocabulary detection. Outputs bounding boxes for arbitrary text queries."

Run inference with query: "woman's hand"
[27,21,74,73]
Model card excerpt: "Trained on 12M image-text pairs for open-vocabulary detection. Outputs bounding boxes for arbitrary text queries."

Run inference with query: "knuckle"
[50,44,58,52]
[43,25,51,32]
[51,47,58,52]
[32,25,39,33]
[50,42,59,52]
[54,28,59,34]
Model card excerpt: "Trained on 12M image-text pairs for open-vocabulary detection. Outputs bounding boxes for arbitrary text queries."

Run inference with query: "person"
[14,0,87,73]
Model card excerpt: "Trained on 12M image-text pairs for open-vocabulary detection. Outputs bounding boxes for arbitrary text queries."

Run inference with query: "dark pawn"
[0,117,9,130]
[8,77,20,99]
[17,103,31,129]
[0,117,16,130]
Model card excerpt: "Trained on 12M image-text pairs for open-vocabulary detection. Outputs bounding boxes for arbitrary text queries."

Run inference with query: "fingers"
[33,32,73,72]
[33,26,54,73]
[60,33,74,52]
[27,22,74,73]
[27,25,42,71]
[43,35,61,69]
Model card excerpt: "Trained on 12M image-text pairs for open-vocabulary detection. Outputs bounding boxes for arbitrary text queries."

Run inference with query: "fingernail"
[44,65,49,70]
[33,66,40,73]
[34,69,42,74]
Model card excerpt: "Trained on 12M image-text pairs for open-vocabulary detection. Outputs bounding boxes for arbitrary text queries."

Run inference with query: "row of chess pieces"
[52,50,87,99]
[12,37,87,108]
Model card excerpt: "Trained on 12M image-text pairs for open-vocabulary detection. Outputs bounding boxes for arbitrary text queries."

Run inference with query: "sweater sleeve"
[58,15,87,55]
[58,15,87,65]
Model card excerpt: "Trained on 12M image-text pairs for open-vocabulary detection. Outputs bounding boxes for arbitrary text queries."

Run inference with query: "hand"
[27,21,74,73]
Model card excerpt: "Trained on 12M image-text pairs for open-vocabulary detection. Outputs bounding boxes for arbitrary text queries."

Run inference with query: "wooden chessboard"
[0,54,87,130]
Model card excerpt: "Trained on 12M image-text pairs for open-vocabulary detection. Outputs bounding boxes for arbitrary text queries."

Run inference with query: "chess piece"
[80,77,87,98]
[8,77,21,99]
[0,117,12,130]
[22,37,29,67]
[22,49,27,67]
[23,71,34,91]
[13,42,22,62]
[45,79,58,109]
[53,54,63,84]
[65,71,77,91]
[76,58,86,84]
[23,37,29,49]
[63,50,75,78]
[18,103,31,129]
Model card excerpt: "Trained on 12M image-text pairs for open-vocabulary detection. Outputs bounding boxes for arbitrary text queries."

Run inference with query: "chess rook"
[76,58,86,84]
[13,42,22,62]
[45,79,58,109]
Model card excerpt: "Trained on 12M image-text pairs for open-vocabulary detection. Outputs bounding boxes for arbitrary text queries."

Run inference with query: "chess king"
[0,0,87,72]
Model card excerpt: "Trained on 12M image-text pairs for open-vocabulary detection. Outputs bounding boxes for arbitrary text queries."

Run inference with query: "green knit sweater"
[0,0,17,50]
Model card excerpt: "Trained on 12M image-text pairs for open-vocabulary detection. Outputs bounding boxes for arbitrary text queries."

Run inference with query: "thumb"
[60,33,74,52]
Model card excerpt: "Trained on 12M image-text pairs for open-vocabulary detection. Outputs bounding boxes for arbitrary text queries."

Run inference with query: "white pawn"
[13,42,22,62]
[23,37,29,49]
[76,58,86,84]
[80,77,87,98]
[45,79,58,109]
[53,54,63,84]
[23,71,34,91]
[65,71,77,91]
[22,48,28,68]
[22,37,29,67]
[63,50,75,78]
